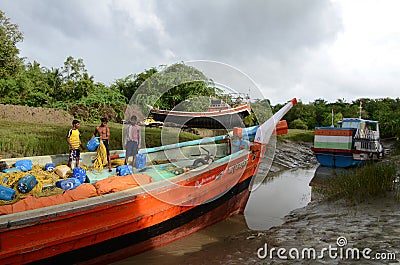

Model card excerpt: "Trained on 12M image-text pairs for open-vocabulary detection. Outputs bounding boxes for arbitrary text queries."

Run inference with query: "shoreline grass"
[278,129,314,142]
[320,161,399,203]
[0,121,200,158]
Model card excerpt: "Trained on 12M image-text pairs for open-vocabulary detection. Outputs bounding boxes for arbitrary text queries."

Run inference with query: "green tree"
[130,63,218,112]
[113,67,158,102]
[0,61,52,106]
[60,56,95,100]
[70,83,127,122]
[45,67,63,100]
[286,101,316,129]
[322,111,343,127]
[19,61,52,106]
[0,10,23,79]
[291,119,308,130]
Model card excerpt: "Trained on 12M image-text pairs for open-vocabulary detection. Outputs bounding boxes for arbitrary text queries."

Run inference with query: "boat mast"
[254,98,297,144]
[359,100,362,119]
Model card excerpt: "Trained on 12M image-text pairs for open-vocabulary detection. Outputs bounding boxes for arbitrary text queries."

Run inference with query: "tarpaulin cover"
[0,184,97,215]
[94,174,153,195]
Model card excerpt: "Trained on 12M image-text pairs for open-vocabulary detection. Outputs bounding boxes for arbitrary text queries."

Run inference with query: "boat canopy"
[339,118,379,125]
[337,118,380,139]
[338,118,379,130]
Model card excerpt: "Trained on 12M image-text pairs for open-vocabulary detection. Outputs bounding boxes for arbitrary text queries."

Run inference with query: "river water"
[112,165,318,265]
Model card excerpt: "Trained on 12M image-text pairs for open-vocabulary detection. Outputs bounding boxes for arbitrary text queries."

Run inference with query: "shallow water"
[112,166,317,265]
[245,166,317,230]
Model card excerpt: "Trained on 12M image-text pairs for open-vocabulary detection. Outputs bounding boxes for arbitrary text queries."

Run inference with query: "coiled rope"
[93,141,108,171]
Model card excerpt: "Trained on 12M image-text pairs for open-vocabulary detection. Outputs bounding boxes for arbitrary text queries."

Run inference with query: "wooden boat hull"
[151,104,251,129]
[311,147,373,168]
[35,177,252,265]
[0,147,262,265]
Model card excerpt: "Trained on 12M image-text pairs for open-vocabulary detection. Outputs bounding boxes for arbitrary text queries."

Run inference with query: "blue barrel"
[17,174,37,193]
[45,163,56,171]
[86,137,100,151]
[73,167,87,184]
[15,160,32,172]
[135,154,146,169]
[116,165,133,176]
[56,178,81,190]
[0,185,16,201]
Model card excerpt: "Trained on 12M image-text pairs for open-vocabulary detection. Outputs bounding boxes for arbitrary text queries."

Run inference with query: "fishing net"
[0,165,65,205]
[93,141,108,171]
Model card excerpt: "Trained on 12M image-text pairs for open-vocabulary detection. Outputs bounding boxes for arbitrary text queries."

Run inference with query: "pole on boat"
[254,98,297,145]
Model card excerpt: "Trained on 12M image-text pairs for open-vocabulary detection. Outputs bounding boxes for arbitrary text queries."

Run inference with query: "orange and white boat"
[0,99,296,265]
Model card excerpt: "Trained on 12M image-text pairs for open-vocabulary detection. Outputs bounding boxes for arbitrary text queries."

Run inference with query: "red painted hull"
[150,103,252,129]
[0,146,263,265]
[86,184,251,265]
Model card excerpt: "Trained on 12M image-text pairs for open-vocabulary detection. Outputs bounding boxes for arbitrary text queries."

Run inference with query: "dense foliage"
[0,10,23,80]
[1,10,400,139]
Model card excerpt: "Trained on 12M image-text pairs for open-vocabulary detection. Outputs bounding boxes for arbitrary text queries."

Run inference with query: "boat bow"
[254,98,297,144]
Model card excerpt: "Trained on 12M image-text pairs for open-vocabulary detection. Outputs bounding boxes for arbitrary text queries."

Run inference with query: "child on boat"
[124,115,141,168]
[67,119,84,168]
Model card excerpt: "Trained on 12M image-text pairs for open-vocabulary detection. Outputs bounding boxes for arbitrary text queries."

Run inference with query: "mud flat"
[183,193,400,265]
[182,141,400,265]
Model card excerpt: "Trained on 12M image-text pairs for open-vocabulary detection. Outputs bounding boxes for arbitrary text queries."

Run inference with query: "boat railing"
[353,128,380,152]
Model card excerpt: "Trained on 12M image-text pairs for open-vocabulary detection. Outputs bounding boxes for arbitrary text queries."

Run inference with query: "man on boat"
[124,115,141,168]
[91,117,112,172]
[66,119,84,168]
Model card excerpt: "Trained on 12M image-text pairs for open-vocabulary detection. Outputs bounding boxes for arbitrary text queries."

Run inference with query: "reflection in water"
[245,166,317,230]
[112,166,318,265]
[112,215,248,265]
[308,165,348,200]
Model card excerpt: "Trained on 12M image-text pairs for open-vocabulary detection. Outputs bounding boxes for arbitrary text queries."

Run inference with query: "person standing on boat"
[91,117,112,172]
[124,115,141,167]
[67,119,84,168]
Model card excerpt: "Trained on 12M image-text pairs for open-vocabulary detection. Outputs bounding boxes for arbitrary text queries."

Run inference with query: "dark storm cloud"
[154,0,341,61]
[0,0,344,103]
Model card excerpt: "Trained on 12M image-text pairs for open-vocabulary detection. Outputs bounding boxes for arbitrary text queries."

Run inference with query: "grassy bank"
[278,129,314,142]
[0,123,314,158]
[319,161,399,203]
[0,121,201,158]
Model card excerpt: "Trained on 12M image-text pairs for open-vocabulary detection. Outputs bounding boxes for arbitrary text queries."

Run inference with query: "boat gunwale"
[0,149,251,228]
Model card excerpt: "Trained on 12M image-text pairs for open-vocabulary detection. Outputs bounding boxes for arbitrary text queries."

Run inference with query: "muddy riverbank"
[113,139,399,265]
[181,141,400,264]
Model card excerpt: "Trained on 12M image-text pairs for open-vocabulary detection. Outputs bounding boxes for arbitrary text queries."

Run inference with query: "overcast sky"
[1,0,399,104]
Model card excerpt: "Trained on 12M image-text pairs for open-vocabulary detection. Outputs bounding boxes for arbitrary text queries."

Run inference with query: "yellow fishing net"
[0,165,66,205]
[112,159,125,166]
[93,141,108,171]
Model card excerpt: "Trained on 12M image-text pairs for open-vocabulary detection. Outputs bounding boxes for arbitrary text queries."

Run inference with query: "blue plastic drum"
[87,137,100,151]
[0,185,16,201]
[17,174,37,193]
